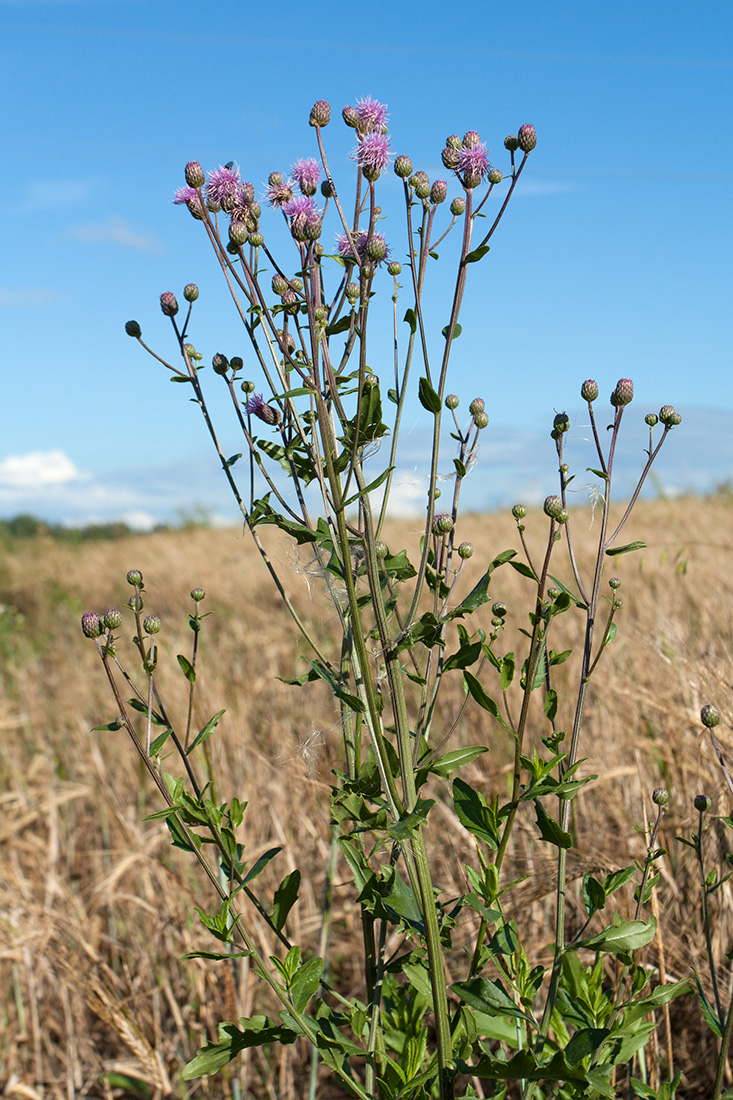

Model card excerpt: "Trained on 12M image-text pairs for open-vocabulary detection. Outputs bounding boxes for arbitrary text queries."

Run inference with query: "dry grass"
[1,492,733,1098]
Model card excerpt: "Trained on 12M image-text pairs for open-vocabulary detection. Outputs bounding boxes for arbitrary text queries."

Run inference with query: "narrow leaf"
[418,376,441,415]
[177,653,196,683]
[186,709,226,755]
[605,540,647,557]
[464,244,491,264]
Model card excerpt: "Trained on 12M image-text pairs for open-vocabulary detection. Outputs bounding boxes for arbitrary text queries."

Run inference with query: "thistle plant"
[82,97,695,1098]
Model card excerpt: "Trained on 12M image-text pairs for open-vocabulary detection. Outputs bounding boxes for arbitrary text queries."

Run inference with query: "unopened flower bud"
[249,232,264,248]
[143,615,161,635]
[450,196,466,216]
[102,609,122,631]
[512,504,527,520]
[469,397,485,416]
[441,146,461,170]
[430,180,448,204]
[229,221,249,246]
[645,413,658,427]
[659,405,680,426]
[394,154,413,178]
[652,787,669,807]
[553,411,570,433]
[81,611,101,638]
[160,292,178,317]
[517,124,537,152]
[445,394,460,410]
[547,588,561,600]
[487,168,503,185]
[365,235,387,261]
[387,261,402,276]
[701,704,721,728]
[581,379,599,402]
[544,495,564,520]
[694,794,712,813]
[504,135,519,152]
[191,588,205,602]
[310,100,331,127]
[462,130,481,148]
[474,411,489,429]
[611,378,634,407]
[492,601,507,618]
[457,541,473,559]
[320,180,333,198]
[212,353,229,375]
[345,282,360,304]
[185,161,205,188]
[126,569,143,586]
[446,134,462,150]
[281,289,299,313]
[342,105,359,128]
[125,320,141,338]
[230,356,243,372]
[432,513,454,536]
[241,380,255,394]
[375,541,389,560]
[609,577,621,589]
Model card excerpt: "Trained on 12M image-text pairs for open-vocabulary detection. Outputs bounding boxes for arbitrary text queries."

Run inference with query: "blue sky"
[2,0,731,527]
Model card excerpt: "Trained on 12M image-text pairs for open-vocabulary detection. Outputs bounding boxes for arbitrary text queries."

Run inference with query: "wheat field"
[1,492,732,1099]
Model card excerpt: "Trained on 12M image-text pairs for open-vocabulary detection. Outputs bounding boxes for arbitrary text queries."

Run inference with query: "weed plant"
[75,97,732,1098]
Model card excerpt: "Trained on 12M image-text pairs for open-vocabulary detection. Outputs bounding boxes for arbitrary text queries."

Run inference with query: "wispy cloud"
[67,215,163,252]
[0,287,64,308]
[0,450,89,492]
[25,179,95,210]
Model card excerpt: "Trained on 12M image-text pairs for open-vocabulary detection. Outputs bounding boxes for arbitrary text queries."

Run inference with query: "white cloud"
[26,179,94,210]
[0,450,88,492]
[0,287,64,308]
[67,215,163,253]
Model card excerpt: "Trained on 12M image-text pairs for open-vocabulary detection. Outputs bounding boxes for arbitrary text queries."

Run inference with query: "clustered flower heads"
[336,230,390,267]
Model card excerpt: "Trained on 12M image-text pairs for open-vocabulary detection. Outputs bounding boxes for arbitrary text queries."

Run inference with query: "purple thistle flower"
[246,393,282,426]
[336,229,390,267]
[230,180,256,221]
[206,165,241,211]
[355,96,389,133]
[266,177,295,209]
[456,143,491,189]
[283,195,322,242]
[173,185,200,205]
[354,132,391,176]
[291,158,321,196]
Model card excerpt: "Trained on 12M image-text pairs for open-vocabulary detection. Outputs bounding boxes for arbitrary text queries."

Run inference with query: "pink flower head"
[355,96,389,133]
[354,132,391,175]
[266,177,295,209]
[457,143,491,188]
[173,185,199,205]
[291,158,321,196]
[283,195,322,241]
[246,393,281,426]
[336,229,390,267]
[206,165,241,210]
[230,180,256,221]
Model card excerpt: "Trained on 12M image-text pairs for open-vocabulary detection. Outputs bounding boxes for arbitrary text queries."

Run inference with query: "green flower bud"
[544,495,564,520]
[469,397,485,416]
[474,411,489,429]
[345,282,360,304]
[191,588,205,602]
[652,787,669,807]
[659,405,682,427]
[446,135,462,150]
[394,154,413,178]
[611,378,634,407]
[126,569,143,586]
[183,283,199,302]
[701,704,721,728]
[504,135,519,152]
[160,292,178,317]
[694,794,712,813]
[547,588,561,600]
[553,411,570,433]
[365,235,388,261]
[445,394,460,410]
[457,541,473,559]
[375,541,389,560]
[450,197,466,216]
[609,577,621,589]
[432,513,454,536]
[411,171,431,199]
[581,379,599,402]
[488,168,503,184]
[492,601,507,618]
[185,161,205,188]
[517,124,537,152]
[645,413,658,427]
[143,615,161,635]
[229,221,249,246]
[102,609,122,631]
[387,261,402,275]
[309,100,331,127]
[125,320,142,338]
[241,380,255,394]
[441,146,461,170]
[512,504,527,520]
[212,353,229,375]
[430,180,448,204]
[249,232,264,248]
[81,611,101,638]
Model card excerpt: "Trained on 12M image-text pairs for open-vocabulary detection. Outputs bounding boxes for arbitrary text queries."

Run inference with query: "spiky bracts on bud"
[694,794,712,813]
[446,135,462,150]
[126,569,143,586]
[457,541,473,559]
[652,787,669,807]
[191,588,206,602]
[355,96,389,133]
[544,495,564,520]
[336,230,390,267]
[185,161,205,188]
[517,124,537,152]
[450,197,466,216]
[212,353,229,376]
[345,282,360,304]
[125,320,141,338]
[183,283,199,302]
[246,393,282,426]
[553,411,570,433]
[474,411,489,430]
[581,379,599,402]
[292,158,321,196]
[411,171,430,199]
[469,398,485,416]
[342,105,359,128]
[611,378,634,407]
[492,601,507,618]
[608,577,622,590]
[229,221,249,246]
[504,135,519,151]
[432,513,454,536]
[659,405,682,426]
[160,292,179,317]
[512,504,527,520]
[375,541,389,560]
[143,615,161,634]
[487,168,503,185]
[645,413,658,427]
[393,154,413,179]
[102,609,122,631]
[387,261,402,276]
[430,180,448,204]
[309,100,331,127]
[701,704,721,728]
[445,394,459,410]
[81,612,101,638]
[441,146,461,170]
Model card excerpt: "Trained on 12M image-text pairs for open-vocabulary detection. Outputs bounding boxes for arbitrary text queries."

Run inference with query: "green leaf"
[533,800,572,849]
[453,457,467,478]
[565,1027,609,1064]
[605,540,647,557]
[464,244,491,265]
[186,709,226,755]
[325,315,352,336]
[443,641,482,672]
[693,968,723,1037]
[92,720,123,732]
[387,387,398,405]
[226,453,242,468]
[382,548,417,580]
[441,322,463,340]
[343,466,394,508]
[417,746,487,783]
[578,915,657,956]
[149,728,173,755]
[509,560,539,581]
[290,957,323,1012]
[243,846,282,885]
[177,653,196,683]
[181,949,251,961]
[272,870,300,931]
[418,376,441,414]
[387,797,435,841]
[453,778,500,849]
[182,1016,297,1078]
[127,698,165,725]
[500,655,515,692]
[548,575,588,610]
[464,671,502,721]
[453,977,533,1022]
[447,549,516,619]
[603,622,617,646]
[403,307,417,333]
